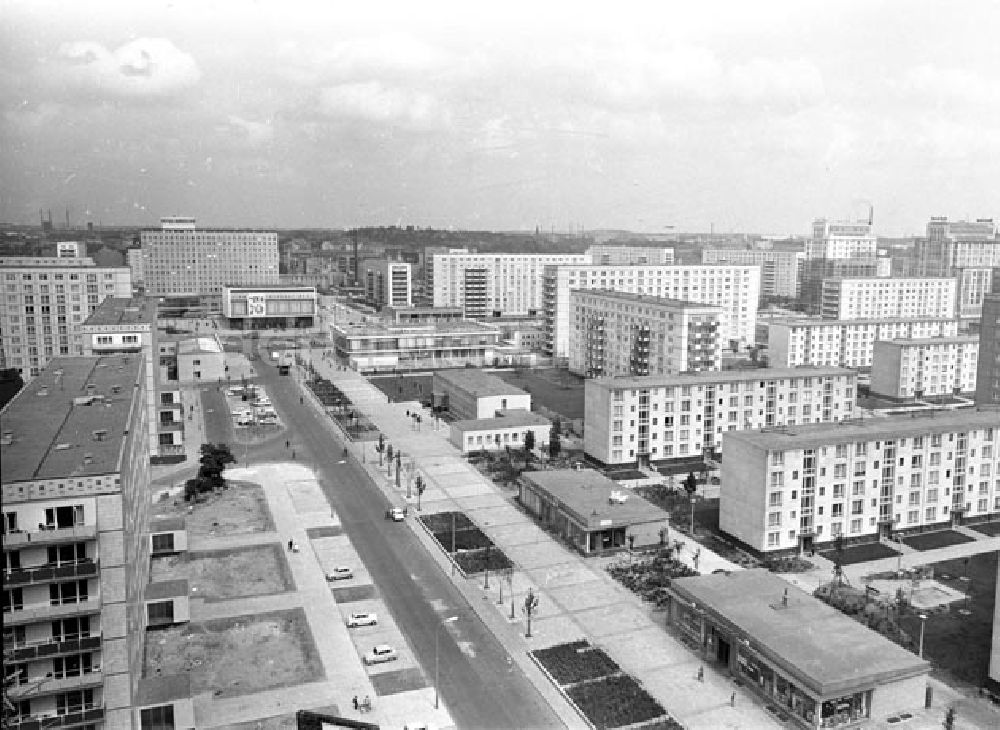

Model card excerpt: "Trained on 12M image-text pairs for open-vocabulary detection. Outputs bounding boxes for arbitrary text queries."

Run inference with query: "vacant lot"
[901,530,975,551]
[150,544,293,601]
[494,369,585,420]
[153,481,273,535]
[144,609,322,698]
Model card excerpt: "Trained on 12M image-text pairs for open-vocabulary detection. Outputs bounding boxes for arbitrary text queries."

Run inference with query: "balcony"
[4,597,102,625]
[7,671,104,700]
[8,634,102,663]
[3,525,97,548]
[4,560,98,587]
[6,706,104,730]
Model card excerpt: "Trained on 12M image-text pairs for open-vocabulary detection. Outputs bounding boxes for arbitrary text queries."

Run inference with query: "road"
[231,350,564,729]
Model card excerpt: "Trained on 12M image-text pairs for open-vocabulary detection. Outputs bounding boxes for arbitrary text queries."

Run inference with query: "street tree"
[523,588,540,638]
[682,471,698,498]
[549,432,561,458]
[415,475,426,510]
[523,429,535,461]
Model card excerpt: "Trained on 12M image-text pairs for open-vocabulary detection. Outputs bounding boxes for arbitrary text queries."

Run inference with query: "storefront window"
[820,691,869,726]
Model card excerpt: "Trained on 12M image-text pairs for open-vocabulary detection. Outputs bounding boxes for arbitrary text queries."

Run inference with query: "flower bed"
[419,511,476,533]
[606,549,698,602]
[453,547,512,574]
[566,674,671,729]
[531,640,620,686]
[431,528,493,551]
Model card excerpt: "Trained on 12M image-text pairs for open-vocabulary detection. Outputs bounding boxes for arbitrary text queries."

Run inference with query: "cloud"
[219,115,274,148]
[897,64,1000,107]
[55,38,201,99]
[318,81,450,131]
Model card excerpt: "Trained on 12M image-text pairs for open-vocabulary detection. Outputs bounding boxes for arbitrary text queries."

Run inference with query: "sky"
[1,0,997,235]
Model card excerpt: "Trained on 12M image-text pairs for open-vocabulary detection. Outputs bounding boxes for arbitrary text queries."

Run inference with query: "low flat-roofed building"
[519,469,670,554]
[432,368,530,420]
[665,570,929,727]
[221,284,317,329]
[176,336,225,382]
[449,408,551,454]
[870,335,979,400]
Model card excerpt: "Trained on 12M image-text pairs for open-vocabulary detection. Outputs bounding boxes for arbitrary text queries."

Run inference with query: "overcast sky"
[1,0,997,235]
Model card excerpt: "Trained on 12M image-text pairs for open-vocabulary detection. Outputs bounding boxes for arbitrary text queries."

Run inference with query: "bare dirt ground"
[152,481,273,536]
[149,544,293,601]
[143,609,322,698]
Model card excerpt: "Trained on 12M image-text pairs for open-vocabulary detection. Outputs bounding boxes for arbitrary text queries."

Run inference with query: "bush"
[151,454,186,466]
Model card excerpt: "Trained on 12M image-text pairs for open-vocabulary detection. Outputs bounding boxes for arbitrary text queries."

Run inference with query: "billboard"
[246,294,267,318]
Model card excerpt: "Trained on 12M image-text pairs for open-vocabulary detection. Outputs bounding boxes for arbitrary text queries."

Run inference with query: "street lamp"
[689,497,696,535]
[918,613,927,658]
[435,615,459,709]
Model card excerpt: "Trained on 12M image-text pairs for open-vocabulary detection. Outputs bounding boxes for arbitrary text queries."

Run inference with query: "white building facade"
[870,336,980,400]
[583,366,857,467]
[720,410,1000,554]
[806,218,877,260]
[430,250,590,317]
[820,277,957,320]
[586,245,675,265]
[221,285,317,329]
[702,248,801,298]
[767,317,960,369]
[364,260,412,310]
[543,264,760,359]
[568,290,721,377]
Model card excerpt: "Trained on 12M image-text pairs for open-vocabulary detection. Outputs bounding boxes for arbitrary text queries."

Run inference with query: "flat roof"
[670,570,928,696]
[588,366,855,391]
[570,289,722,310]
[876,335,979,346]
[434,369,529,397]
[768,316,957,327]
[82,296,155,327]
[178,337,223,355]
[0,356,142,483]
[522,469,669,529]
[222,284,315,293]
[335,319,499,336]
[725,408,999,451]
[451,409,550,432]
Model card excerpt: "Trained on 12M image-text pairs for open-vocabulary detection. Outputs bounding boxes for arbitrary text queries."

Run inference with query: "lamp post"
[435,615,459,709]
[689,497,696,536]
[918,613,927,658]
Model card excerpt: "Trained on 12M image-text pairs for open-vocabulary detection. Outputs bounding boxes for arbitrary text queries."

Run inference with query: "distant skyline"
[1,0,997,236]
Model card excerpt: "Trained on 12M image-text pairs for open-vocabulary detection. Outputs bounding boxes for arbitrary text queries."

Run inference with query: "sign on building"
[246,294,267,318]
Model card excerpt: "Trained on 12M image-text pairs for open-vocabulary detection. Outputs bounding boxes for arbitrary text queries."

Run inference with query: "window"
[57,689,95,714]
[925,507,937,521]
[767,512,781,527]
[50,580,88,605]
[45,505,84,528]
[767,532,780,547]
[141,704,176,730]
[147,600,175,625]
[152,533,175,553]
[850,519,862,534]
[851,499,863,515]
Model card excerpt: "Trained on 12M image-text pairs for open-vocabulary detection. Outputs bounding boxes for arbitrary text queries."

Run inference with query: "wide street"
[206,343,564,729]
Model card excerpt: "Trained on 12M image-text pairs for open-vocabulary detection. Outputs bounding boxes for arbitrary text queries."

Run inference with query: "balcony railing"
[8,634,102,663]
[4,596,102,625]
[4,560,98,587]
[6,705,104,730]
[7,670,104,700]
[2,525,97,548]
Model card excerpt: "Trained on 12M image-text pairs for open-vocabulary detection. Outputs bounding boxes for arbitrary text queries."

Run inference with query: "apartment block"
[820,277,957,320]
[430,250,590,317]
[806,218,877,260]
[1,356,153,727]
[870,336,979,400]
[583,366,857,467]
[125,249,144,289]
[0,257,133,379]
[568,290,721,377]
[767,317,960,369]
[586,245,674,265]
[976,294,1000,406]
[797,256,890,316]
[139,217,278,310]
[916,217,999,274]
[702,248,801,298]
[364,260,412,310]
[720,410,1000,554]
[543,264,760,359]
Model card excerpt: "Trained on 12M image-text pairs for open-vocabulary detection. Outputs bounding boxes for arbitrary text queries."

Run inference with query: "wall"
[719,438,768,550]
[867,674,927,720]
[451,422,551,453]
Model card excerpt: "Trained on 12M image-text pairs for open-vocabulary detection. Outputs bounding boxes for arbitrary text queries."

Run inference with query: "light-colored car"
[326,566,353,581]
[390,508,405,522]
[346,612,378,628]
[363,644,398,665]
[235,416,254,427]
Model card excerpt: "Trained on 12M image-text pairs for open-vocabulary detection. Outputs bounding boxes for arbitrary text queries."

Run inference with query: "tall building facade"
[584,366,856,466]
[797,257,890,316]
[976,294,1000,406]
[568,290,721,377]
[2,355,151,727]
[870,336,979,400]
[702,248,801,298]
[586,245,675,265]
[139,217,279,311]
[430,250,590,317]
[917,217,999,273]
[806,218,877,260]
[543,264,760,359]
[364,260,412,310]
[720,410,1000,554]
[767,317,960,369]
[0,257,133,379]
[820,277,957,320]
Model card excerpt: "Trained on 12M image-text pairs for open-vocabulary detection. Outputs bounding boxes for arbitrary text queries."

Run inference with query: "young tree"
[832,534,845,586]
[523,588,540,638]
[549,432,561,458]
[199,443,235,491]
[682,471,698,498]
[523,429,536,461]
[551,417,562,437]
[415,475,426,510]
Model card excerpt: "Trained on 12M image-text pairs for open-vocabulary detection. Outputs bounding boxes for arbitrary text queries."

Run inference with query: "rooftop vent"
[608,490,628,505]
[73,396,97,406]
[0,431,13,446]
[83,453,94,465]
[55,443,72,450]
[37,388,49,396]
[85,383,96,393]
[92,429,108,442]
[111,385,122,394]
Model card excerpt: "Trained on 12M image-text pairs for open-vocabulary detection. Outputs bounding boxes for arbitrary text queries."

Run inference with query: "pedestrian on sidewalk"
[730,692,735,707]
[285,439,290,449]
[352,696,358,710]
[697,666,704,682]
[292,450,296,459]
[287,539,293,551]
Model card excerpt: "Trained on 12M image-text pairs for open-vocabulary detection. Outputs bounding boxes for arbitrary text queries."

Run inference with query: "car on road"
[363,644,398,665]
[389,508,405,522]
[346,612,378,628]
[326,566,353,581]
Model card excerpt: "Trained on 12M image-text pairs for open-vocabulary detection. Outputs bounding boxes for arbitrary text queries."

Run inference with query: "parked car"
[389,508,405,522]
[346,612,378,628]
[326,566,353,581]
[363,644,398,665]
[235,416,254,427]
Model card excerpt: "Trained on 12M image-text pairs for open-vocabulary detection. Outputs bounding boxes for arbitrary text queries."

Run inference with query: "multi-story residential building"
[543,264,760,359]
[870,336,980,400]
[125,248,144,290]
[1,355,163,727]
[767,317,960,369]
[820,277,957,320]
[720,409,1000,555]
[0,257,132,379]
[139,217,279,312]
[976,294,1000,406]
[806,218,877,260]
[916,217,999,273]
[586,245,674,265]
[584,366,856,467]
[568,290,721,377]
[430,250,590,317]
[364,260,412,310]
[797,256,890,316]
[701,248,801,298]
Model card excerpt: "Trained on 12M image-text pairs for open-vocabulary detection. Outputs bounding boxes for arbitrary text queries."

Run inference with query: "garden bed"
[453,546,513,574]
[764,556,815,573]
[531,640,620,685]
[566,674,675,729]
[420,511,512,575]
[606,549,698,604]
[901,530,975,551]
[968,521,1000,537]
[820,541,899,566]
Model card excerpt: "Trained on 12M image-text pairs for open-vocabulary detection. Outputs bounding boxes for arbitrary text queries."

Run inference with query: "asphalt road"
[236,352,564,730]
